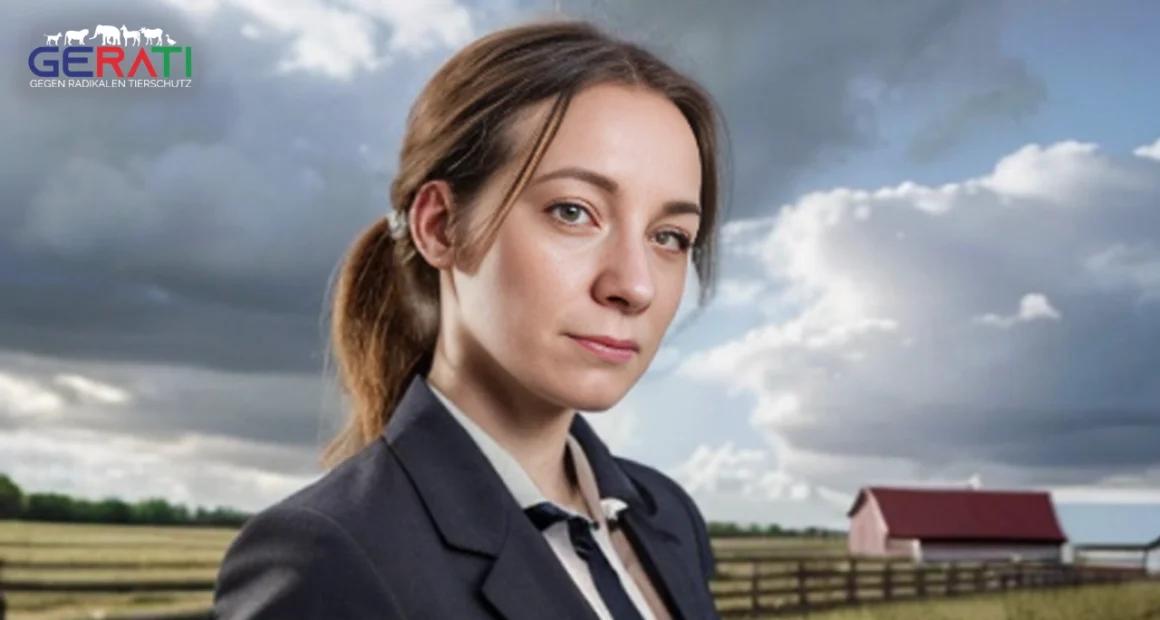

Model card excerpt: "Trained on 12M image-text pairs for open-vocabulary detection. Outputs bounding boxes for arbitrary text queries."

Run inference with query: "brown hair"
[323,18,727,467]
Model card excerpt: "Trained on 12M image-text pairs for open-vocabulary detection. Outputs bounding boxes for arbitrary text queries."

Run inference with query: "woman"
[214,17,726,620]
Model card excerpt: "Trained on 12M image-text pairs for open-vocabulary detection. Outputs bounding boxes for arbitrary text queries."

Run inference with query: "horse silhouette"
[120,25,141,46]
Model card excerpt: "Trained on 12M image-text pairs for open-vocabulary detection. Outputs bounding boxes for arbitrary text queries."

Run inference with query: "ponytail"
[322,217,438,469]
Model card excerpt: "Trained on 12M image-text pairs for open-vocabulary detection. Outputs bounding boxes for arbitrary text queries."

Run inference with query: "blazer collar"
[383,375,699,620]
[383,376,600,620]
[382,375,511,555]
[383,375,655,552]
[567,409,645,509]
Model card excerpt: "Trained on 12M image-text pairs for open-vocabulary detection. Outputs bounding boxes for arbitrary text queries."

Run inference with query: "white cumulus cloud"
[679,137,1160,503]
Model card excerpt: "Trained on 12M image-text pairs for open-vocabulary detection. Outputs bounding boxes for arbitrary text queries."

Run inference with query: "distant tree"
[0,473,23,519]
[92,498,134,524]
[25,493,76,522]
[707,521,742,537]
[194,506,250,527]
[132,498,191,525]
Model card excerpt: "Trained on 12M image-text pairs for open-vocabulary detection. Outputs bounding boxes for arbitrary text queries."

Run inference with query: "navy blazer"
[213,377,720,619]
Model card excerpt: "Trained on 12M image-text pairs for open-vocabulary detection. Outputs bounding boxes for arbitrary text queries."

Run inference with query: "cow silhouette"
[139,27,163,46]
[45,32,62,45]
[90,24,120,45]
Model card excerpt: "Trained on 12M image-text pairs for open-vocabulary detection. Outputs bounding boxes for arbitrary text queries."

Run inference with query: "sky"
[2,0,1159,539]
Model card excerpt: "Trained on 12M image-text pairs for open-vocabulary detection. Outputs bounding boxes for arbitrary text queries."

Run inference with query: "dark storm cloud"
[765,286,1160,489]
[0,351,339,477]
[1,0,431,372]
[1,0,1038,376]
[0,0,1058,495]
[558,0,1043,210]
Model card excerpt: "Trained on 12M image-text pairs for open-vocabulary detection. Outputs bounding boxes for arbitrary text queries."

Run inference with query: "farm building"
[1071,536,1160,573]
[1056,502,1160,573]
[846,486,1068,563]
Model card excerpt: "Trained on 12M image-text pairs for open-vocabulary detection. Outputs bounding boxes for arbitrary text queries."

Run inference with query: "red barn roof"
[848,486,1068,543]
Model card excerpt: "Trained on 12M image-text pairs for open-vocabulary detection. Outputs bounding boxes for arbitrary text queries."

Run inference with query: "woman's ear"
[409,180,456,270]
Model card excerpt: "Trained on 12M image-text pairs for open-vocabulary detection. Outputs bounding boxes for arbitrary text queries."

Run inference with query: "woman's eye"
[655,230,692,252]
[549,202,593,226]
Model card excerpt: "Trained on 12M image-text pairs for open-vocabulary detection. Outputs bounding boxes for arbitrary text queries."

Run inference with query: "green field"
[801,582,1160,620]
[1,521,226,620]
[1,521,1156,620]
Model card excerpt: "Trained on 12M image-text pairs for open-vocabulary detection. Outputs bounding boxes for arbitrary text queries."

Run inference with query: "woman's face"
[446,83,703,412]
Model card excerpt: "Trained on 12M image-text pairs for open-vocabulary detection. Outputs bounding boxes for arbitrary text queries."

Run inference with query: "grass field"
[799,582,1160,620]
[1,521,1156,620]
[1,521,226,620]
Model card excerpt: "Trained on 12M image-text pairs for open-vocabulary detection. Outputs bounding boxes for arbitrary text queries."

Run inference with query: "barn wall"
[885,537,916,558]
[918,542,1062,564]
[847,495,888,556]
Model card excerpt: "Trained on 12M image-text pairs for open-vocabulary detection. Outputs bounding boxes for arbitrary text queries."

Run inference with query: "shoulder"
[215,440,412,618]
[214,501,397,618]
[614,457,717,579]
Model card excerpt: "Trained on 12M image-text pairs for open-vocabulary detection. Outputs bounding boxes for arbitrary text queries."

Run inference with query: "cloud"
[0,351,335,477]
[581,403,639,454]
[0,0,1051,513]
[714,280,764,307]
[557,0,1045,209]
[0,0,496,376]
[159,0,476,78]
[680,137,1160,499]
[0,0,1042,373]
[0,426,315,511]
[974,293,1061,328]
[54,374,133,405]
[0,371,66,419]
[1133,138,1160,160]
[667,442,855,528]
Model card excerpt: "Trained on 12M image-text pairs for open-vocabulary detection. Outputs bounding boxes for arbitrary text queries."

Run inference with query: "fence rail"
[711,555,1152,617]
[0,554,1154,620]
[1,560,219,571]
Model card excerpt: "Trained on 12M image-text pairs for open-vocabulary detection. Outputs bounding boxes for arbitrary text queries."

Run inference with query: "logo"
[29,25,193,89]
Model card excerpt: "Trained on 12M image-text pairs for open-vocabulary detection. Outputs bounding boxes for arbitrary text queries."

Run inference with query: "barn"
[846,486,1069,563]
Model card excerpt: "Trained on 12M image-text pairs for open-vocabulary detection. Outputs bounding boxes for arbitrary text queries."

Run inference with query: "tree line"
[0,472,250,527]
[0,472,845,536]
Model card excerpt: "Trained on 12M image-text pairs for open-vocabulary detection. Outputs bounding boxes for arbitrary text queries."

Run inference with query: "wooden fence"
[0,554,1153,620]
[710,554,1152,617]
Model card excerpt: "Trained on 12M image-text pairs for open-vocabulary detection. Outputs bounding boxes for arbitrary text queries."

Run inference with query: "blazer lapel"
[481,518,601,620]
[618,511,708,620]
[384,377,597,620]
[569,416,711,620]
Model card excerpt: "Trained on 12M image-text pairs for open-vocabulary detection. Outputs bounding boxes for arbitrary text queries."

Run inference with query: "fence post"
[796,560,808,610]
[947,562,957,595]
[749,560,760,618]
[916,563,926,598]
[0,558,6,620]
[974,564,984,593]
[845,557,858,604]
[883,561,893,600]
